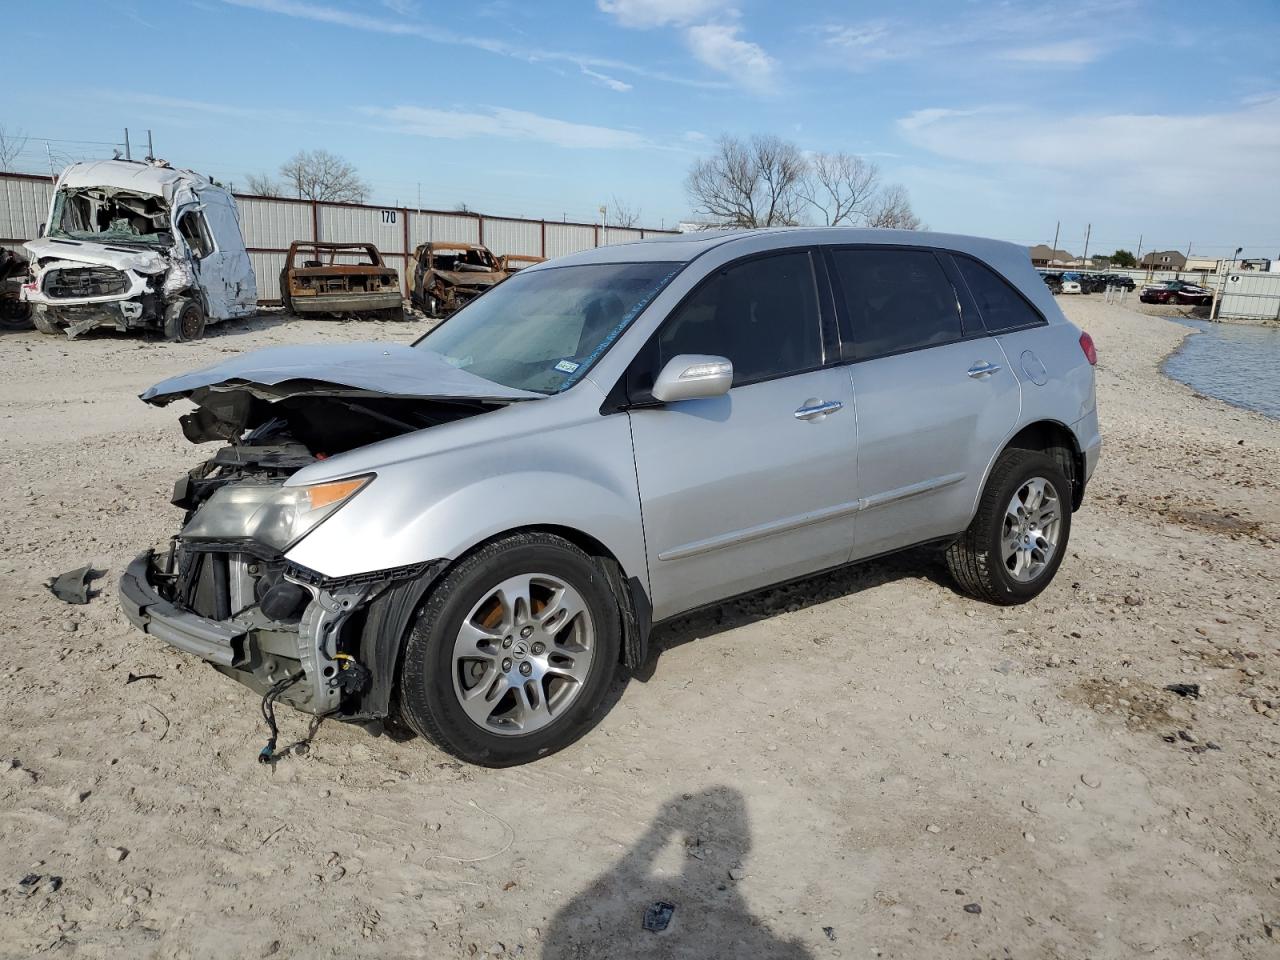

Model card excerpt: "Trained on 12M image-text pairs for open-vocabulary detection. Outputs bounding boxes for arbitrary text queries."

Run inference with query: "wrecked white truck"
[22,159,257,340]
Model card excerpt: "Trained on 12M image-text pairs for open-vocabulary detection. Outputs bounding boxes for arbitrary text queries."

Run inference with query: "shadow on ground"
[542,786,813,959]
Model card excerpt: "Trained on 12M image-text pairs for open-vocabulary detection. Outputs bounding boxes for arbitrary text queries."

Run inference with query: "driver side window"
[657,250,823,387]
[178,211,214,260]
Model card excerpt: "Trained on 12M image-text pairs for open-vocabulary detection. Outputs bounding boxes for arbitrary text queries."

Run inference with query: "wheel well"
[1003,421,1085,510]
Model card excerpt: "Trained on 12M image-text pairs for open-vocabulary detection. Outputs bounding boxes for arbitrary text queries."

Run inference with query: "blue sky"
[4,0,1279,258]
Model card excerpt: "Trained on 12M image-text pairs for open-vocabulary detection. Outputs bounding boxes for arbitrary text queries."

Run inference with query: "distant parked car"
[409,242,506,318]
[1140,280,1211,305]
[1060,280,1082,294]
[279,242,403,320]
[1038,271,1063,294]
[1102,274,1135,291]
[499,254,545,273]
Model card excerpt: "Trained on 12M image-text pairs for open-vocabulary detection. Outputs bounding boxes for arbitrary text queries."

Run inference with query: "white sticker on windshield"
[554,359,580,374]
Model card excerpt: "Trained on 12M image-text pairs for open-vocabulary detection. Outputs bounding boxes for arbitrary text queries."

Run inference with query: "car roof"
[57,159,216,198]
[539,226,1035,275]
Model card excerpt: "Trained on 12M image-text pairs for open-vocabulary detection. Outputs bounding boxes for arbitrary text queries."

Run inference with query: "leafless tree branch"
[0,126,30,173]
[244,172,284,197]
[278,149,370,203]
[685,134,807,228]
[799,151,881,226]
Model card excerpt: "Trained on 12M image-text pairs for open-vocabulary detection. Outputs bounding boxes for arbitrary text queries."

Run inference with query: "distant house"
[1184,255,1220,274]
[1139,250,1187,270]
[1028,244,1076,267]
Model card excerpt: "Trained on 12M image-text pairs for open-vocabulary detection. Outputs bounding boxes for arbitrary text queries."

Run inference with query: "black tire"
[398,532,622,766]
[163,299,206,342]
[946,449,1072,605]
[0,297,31,330]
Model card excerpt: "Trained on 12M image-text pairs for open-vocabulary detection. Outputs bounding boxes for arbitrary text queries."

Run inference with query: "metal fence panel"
[249,251,287,301]
[408,212,481,248]
[601,227,645,246]
[317,203,406,254]
[545,223,595,258]
[1220,272,1280,320]
[0,177,53,244]
[238,197,311,250]
[482,218,541,256]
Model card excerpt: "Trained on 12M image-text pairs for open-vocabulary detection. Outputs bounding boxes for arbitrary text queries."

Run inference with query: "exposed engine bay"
[120,342,538,738]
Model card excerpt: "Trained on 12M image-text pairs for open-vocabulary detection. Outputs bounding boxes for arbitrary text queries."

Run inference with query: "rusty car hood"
[140,342,542,406]
[429,269,503,288]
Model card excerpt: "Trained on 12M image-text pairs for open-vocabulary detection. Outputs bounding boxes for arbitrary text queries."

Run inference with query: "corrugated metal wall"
[1219,272,1280,320]
[0,171,679,301]
[0,176,54,253]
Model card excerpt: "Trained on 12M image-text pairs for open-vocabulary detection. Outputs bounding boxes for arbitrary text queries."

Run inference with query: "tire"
[946,449,1072,605]
[164,299,206,342]
[398,532,622,766]
[32,309,61,335]
[0,297,31,330]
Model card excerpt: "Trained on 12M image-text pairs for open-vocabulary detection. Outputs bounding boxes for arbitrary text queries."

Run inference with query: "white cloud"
[580,65,633,92]
[897,98,1280,204]
[597,0,729,29]
[685,23,776,93]
[1000,40,1103,65]
[364,105,655,150]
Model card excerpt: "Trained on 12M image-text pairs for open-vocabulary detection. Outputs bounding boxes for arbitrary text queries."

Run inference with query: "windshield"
[48,186,173,247]
[415,261,681,394]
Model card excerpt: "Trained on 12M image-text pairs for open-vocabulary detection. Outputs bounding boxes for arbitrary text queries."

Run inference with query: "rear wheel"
[398,533,622,766]
[946,449,1071,605]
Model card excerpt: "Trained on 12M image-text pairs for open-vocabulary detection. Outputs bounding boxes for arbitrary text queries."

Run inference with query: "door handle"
[967,361,1002,378]
[794,399,844,421]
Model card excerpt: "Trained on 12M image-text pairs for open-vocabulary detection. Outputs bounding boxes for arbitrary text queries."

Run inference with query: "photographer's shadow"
[542,786,812,959]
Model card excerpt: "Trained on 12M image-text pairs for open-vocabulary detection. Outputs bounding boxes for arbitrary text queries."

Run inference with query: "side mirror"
[651,354,733,403]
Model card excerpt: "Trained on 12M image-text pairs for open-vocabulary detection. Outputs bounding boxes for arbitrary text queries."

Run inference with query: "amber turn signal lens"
[304,477,369,510]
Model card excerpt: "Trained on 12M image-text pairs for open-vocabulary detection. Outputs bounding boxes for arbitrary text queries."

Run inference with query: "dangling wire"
[259,671,304,764]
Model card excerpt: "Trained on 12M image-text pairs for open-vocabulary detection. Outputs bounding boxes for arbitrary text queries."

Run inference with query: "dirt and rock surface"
[1,299,1277,959]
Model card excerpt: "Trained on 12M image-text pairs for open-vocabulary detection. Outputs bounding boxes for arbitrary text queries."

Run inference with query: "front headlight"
[181,475,373,552]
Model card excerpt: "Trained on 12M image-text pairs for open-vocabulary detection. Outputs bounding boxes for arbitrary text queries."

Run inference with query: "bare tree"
[800,151,881,226]
[606,195,641,228]
[685,134,807,228]
[0,125,29,172]
[455,201,472,214]
[278,149,370,203]
[244,172,284,197]
[865,184,923,230]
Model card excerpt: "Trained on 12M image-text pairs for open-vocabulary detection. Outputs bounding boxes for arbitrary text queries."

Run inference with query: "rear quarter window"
[953,255,1046,333]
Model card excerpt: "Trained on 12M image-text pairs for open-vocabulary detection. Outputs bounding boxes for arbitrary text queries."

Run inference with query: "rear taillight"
[1079,331,1097,366]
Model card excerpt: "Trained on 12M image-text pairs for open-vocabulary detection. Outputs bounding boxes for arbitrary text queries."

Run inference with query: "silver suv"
[120,228,1101,766]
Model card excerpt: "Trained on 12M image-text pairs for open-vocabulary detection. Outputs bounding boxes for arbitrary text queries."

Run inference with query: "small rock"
[822,926,837,942]
[1124,595,1143,606]
[1080,774,1101,789]
[107,847,128,863]
[262,941,281,958]
[1023,831,1036,843]
[925,824,941,834]
[62,620,77,633]
[728,866,746,881]
[40,877,63,895]
[963,903,982,914]
[486,944,505,956]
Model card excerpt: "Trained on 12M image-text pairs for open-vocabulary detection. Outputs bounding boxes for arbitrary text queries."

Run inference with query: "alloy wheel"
[1002,477,1061,582]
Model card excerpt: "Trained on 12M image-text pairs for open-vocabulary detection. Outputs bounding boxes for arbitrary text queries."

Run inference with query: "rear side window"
[954,256,1045,332]
[829,248,962,360]
[657,250,822,386]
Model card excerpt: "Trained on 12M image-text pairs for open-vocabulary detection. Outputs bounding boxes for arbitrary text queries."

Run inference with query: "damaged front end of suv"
[118,343,539,735]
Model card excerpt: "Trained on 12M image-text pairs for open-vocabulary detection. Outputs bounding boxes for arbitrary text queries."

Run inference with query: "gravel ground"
[0,299,1277,959]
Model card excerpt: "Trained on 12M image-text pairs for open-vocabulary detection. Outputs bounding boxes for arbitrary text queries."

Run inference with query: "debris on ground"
[643,900,675,932]
[46,566,105,604]
[822,926,837,941]
[963,903,982,914]
[125,672,162,685]
[1164,683,1201,698]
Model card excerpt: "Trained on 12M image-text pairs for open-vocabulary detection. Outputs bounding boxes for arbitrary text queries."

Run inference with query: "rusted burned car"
[279,242,403,320]
[498,253,545,274]
[22,159,257,340]
[409,241,504,318]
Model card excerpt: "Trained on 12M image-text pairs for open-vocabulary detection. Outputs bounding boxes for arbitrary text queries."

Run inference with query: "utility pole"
[1051,220,1060,256]
[1082,223,1091,267]
[146,129,154,160]
[123,129,131,160]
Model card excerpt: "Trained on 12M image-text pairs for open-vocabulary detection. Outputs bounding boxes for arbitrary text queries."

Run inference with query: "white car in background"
[1059,280,1082,295]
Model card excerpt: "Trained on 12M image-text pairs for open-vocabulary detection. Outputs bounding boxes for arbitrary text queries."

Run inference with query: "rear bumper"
[1073,407,1102,488]
[119,551,247,667]
[288,292,402,314]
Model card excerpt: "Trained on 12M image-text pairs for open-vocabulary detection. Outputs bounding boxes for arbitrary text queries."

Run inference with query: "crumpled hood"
[431,269,503,288]
[24,236,168,274]
[140,341,543,406]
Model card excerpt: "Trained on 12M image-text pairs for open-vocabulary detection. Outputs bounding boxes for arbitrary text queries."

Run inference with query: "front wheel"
[164,299,206,341]
[398,533,622,766]
[946,449,1071,605]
